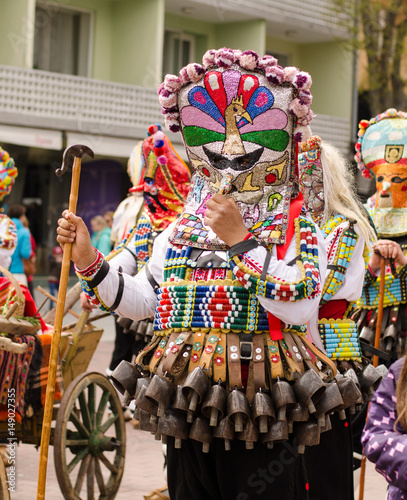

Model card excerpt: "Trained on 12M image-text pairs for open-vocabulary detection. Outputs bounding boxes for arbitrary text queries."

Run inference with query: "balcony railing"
[0,65,350,153]
[189,0,349,36]
[0,65,161,140]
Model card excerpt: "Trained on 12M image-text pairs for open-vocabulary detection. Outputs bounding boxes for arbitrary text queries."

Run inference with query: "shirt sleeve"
[362,362,407,491]
[76,226,169,320]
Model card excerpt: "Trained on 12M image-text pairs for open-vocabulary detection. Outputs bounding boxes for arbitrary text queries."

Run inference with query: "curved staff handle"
[37,144,94,500]
[358,256,386,500]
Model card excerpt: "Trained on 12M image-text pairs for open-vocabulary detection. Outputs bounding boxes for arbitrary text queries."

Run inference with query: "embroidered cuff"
[74,248,103,278]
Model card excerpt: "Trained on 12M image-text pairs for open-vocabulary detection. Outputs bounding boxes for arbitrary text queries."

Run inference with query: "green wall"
[111,0,165,87]
[215,19,266,55]
[300,42,353,118]
[0,0,35,68]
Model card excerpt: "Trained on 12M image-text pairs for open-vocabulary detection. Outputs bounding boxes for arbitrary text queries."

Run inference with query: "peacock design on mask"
[180,69,289,156]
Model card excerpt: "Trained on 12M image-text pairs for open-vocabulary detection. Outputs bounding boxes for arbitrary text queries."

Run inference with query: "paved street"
[8,309,389,500]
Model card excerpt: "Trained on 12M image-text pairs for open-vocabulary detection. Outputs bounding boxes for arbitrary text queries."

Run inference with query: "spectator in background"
[22,215,36,297]
[48,245,63,302]
[90,215,111,256]
[104,210,115,250]
[103,211,114,229]
[7,204,32,286]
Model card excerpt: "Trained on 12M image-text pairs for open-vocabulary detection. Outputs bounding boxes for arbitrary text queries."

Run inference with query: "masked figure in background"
[354,109,407,362]
[57,48,354,500]
[89,124,190,383]
[298,136,376,500]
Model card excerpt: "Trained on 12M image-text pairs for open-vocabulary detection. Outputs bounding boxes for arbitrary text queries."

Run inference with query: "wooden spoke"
[67,447,90,475]
[100,413,119,434]
[74,454,92,494]
[98,453,118,475]
[66,439,89,447]
[78,391,92,432]
[88,383,96,429]
[96,390,110,428]
[94,457,107,496]
[87,457,95,500]
[70,411,90,438]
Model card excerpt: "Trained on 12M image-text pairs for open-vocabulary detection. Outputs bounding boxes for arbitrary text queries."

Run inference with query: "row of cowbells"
[360,324,405,358]
[116,316,154,342]
[111,360,387,453]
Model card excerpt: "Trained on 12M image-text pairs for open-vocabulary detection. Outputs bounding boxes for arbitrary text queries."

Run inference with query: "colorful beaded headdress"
[355,109,407,235]
[158,48,314,249]
[0,148,18,202]
[355,108,407,179]
[129,124,191,231]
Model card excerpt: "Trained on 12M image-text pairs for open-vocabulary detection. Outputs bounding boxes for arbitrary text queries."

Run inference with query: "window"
[33,3,92,76]
[163,30,195,78]
[267,52,289,68]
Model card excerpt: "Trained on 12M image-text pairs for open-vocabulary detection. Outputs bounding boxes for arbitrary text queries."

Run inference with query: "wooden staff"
[37,144,94,500]
[358,256,386,500]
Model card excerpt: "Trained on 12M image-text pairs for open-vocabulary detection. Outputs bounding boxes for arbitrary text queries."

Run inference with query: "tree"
[338,0,407,116]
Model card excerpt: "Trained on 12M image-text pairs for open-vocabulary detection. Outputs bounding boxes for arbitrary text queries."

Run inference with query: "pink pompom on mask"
[239,50,259,70]
[164,74,183,93]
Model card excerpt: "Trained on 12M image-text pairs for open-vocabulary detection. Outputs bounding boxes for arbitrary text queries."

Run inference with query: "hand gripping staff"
[37,144,94,500]
[358,257,386,500]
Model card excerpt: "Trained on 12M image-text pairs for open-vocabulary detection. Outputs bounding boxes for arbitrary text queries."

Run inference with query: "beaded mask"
[129,124,191,232]
[159,48,314,250]
[355,109,407,237]
[298,136,324,224]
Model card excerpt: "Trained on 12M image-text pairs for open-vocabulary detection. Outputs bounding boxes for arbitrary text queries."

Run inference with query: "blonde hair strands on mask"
[320,142,376,248]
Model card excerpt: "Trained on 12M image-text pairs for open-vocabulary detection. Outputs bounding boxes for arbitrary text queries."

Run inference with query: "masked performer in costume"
[298,136,376,500]
[56,48,356,500]
[354,109,407,361]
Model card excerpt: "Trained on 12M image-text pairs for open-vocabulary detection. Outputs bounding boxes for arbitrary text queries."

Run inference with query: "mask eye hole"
[391,176,403,183]
[377,176,384,182]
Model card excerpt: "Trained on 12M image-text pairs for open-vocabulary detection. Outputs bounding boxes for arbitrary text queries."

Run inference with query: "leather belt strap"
[171,343,193,378]
[227,333,242,389]
[110,267,124,311]
[299,335,338,381]
[188,331,206,373]
[152,332,178,375]
[148,336,170,373]
[199,333,220,376]
[213,333,227,383]
[265,336,283,379]
[253,334,266,391]
[135,335,160,371]
[161,331,193,376]
[86,259,109,288]
[281,332,304,380]
[360,342,392,361]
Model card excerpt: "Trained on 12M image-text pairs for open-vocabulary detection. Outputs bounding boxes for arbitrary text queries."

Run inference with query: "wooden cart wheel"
[0,456,10,500]
[54,372,126,500]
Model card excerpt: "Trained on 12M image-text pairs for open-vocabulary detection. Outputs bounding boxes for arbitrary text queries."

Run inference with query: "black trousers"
[303,413,354,500]
[109,321,145,371]
[167,436,309,500]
